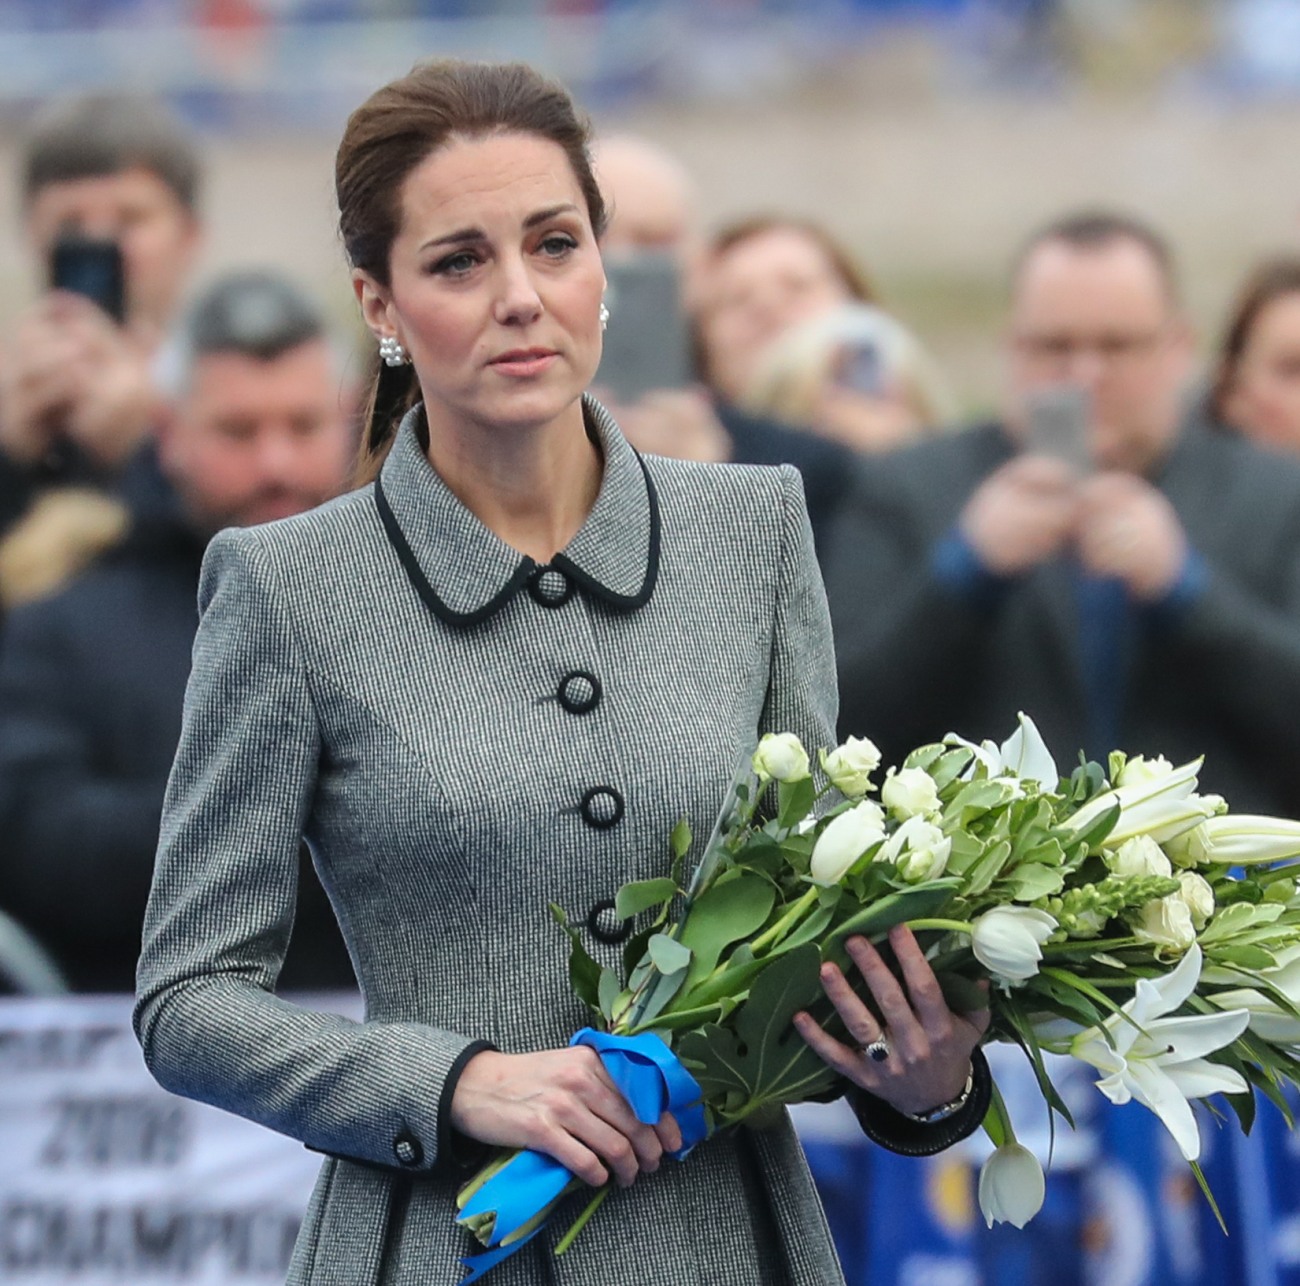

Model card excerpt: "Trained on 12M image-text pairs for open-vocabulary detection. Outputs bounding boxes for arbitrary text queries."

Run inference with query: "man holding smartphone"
[827,211,1300,821]
[0,93,203,536]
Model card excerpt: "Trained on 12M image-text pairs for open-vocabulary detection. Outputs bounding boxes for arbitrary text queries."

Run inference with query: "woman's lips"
[489,349,559,377]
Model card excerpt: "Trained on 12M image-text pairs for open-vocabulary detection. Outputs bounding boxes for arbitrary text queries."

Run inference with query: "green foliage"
[677,944,839,1124]
[549,903,602,1018]
[615,878,678,921]
[679,874,777,994]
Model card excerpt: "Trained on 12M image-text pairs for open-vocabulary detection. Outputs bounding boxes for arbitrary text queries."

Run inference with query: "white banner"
[0,993,359,1285]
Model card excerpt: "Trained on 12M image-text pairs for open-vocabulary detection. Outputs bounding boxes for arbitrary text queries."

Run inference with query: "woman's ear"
[352,269,394,339]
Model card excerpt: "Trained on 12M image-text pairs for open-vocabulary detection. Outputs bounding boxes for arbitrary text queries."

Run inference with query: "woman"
[741,302,960,454]
[134,61,988,1285]
[1210,257,1300,454]
[693,216,877,407]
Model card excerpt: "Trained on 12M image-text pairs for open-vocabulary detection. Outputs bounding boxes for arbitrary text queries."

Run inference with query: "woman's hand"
[793,925,991,1117]
[449,1047,683,1188]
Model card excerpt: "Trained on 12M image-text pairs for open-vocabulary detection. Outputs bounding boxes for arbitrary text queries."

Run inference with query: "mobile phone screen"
[1023,385,1092,473]
[50,236,126,324]
[595,253,691,401]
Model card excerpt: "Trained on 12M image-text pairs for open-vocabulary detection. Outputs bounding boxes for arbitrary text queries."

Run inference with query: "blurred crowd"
[2,86,1300,1002]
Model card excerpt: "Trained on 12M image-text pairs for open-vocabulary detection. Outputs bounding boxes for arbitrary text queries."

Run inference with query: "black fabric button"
[580,786,624,830]
[529,567,574,609]
[587,897,632,944]
[393,1131,424,1167]
[558,670,602,715]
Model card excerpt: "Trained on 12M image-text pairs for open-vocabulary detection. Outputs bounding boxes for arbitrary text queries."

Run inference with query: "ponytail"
[353,358,420,487]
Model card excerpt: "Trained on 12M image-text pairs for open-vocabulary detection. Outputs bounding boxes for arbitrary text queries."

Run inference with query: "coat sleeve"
[133,525,491,1176]
[758,465,839,750]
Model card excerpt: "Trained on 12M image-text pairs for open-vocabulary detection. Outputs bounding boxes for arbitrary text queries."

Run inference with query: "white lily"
[944,711,1059,791]
[1199,814,1300,865]
[977,1142,1046,1229]
[1061,945,1249,1161]
[1062,757,1220,851]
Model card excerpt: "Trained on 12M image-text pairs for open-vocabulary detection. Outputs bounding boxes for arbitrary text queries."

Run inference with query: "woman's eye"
[539,234,578,259]
[432,250,479,276]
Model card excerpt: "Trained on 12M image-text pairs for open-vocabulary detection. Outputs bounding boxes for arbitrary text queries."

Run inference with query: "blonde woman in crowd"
[741,302,960,453]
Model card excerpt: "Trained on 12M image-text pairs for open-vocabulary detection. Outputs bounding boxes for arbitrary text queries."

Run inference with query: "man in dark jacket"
[826,211,1300,819]
[0,93,205,536]
[0,270,357,991]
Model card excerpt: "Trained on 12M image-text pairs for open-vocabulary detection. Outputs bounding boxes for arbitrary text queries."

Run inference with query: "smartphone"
[595,253,691,401]
[1023,384,1092,474]
[834,340,885,396]
[49,235,125,324]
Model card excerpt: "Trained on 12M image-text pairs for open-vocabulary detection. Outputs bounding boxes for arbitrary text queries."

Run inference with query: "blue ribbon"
[458,1028,708,1281]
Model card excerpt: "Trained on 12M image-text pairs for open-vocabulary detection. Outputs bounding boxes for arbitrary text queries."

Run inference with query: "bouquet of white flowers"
[455,714,1300,1277]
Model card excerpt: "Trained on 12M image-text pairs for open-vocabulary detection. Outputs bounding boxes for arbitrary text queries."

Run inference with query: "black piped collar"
[374,395,660,628]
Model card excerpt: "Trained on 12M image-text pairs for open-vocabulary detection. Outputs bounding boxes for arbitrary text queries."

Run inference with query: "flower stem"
[553,1185,612,1257]
[905,917,973,936]
[751,887,820,955]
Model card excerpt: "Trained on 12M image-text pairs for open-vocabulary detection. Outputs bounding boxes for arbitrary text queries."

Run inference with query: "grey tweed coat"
[134,398,845,1286]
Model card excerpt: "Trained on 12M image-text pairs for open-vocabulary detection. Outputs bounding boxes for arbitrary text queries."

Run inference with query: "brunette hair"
[705,216,877,305]
[336,59,607,483]
[693,216,877,389]
[1209,257,1300,424]
[23,93,200,212]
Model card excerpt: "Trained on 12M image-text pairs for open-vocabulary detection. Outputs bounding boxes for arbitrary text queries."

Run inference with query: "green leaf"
[1206,944,1279,971]
[615,878,678,921]
[902,743,945,773]
[1201,901,1285,945]
[964,839,1014,897]
[671,817,693,861]
[931,747,976,794]
[777,776,817,830]
[597,968,621,1023]
[647,933,692,974]
[936,971,988,1014]
[676,944,839,1122]
[825,879,961,953]
[549,903,603,1015]
[629,965,691,1028]
[1006,862,1066,902]
[679,874,777,994]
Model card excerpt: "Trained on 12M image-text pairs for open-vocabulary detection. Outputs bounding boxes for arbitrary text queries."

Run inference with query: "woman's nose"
[493,256,544,326]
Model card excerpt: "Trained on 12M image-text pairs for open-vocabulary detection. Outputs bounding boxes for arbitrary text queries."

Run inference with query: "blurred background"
[0,0,1295,409]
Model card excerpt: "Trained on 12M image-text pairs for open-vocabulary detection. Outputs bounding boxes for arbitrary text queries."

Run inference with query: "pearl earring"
[378,335,408,367]
[599,302,610,332]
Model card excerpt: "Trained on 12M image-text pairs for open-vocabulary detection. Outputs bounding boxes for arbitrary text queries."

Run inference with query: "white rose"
[881,766,940,819]
[1132,894,1196,952]
[809,802,887,885]
[752,732,810,784]
[1176,872,1215,930]
[1117,755,1176,788]
[978,1142,1046,1229]
[1104,835,1172,879]
[971,906,1057,982]
[1164,823,1212,868]
[819,736,882,798]
[879,815,952,883]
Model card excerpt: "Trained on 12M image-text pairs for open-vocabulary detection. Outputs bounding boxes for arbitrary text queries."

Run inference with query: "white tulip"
[878,814,952,884]
[752,732,810,784]
[1062,757,1220,851]
[809,802,886,885]
[881,766,940,819]
[819,736,882,798]
[971,906,1057,982]
[978,1143,1046,1229]
[1104,835,1173,879]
